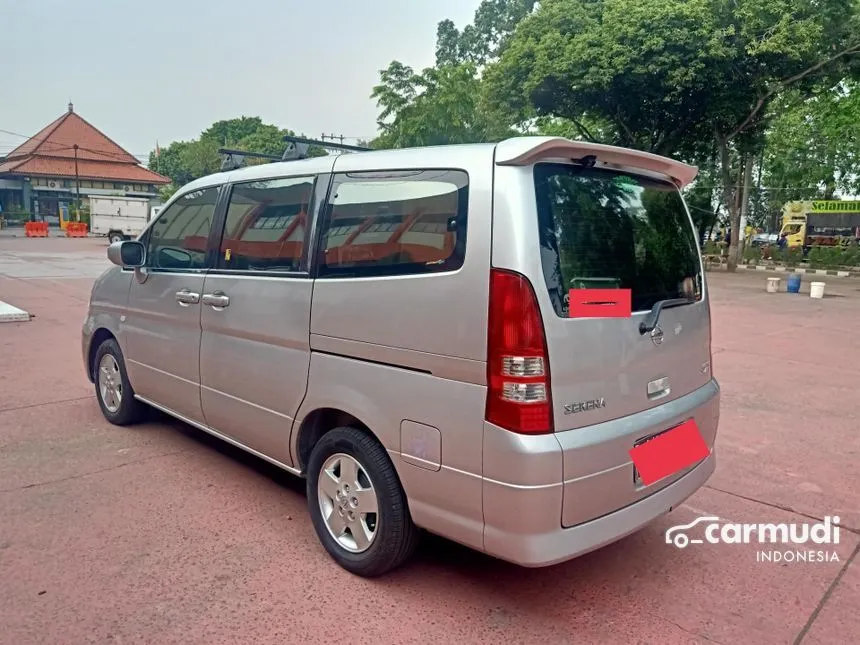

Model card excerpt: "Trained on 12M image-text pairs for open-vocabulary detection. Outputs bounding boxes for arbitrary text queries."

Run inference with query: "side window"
[218,176,315,272]
[318,169,468,277]
[146,187,218,270]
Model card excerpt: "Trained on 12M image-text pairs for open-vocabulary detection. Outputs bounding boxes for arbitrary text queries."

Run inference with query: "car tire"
[307,426,419,577]
[93,338,147,426]
[109,232,125,244]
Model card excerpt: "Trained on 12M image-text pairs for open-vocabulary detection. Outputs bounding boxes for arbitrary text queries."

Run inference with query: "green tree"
[435,0,538,66]
[371,62,512,148]
[484,0,860,269]
[149,117,326,189]
[371,0,539,149]
[201,116,268,147]
[764,80,860,203]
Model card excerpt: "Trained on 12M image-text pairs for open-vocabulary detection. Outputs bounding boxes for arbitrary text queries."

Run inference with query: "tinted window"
[318,170,468,277]
[218,176,315,272]
[147,187,218,270]
[534,164,701,316]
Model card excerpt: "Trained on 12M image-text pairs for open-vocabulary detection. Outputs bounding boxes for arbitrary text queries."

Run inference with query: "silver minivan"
[82,137,719,577]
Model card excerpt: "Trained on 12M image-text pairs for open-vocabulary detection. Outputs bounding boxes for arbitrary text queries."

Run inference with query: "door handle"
[201,292,230,309]
[175,289,200,306]
[647,376,671,400]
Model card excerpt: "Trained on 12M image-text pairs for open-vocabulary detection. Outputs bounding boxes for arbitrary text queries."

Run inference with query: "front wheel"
[307,427,419,577]
[94,338,147,426]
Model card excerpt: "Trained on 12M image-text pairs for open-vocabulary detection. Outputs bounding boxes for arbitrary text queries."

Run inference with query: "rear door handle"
[647,376,671,400]
[175,289,200,306]
[201,292,230,309]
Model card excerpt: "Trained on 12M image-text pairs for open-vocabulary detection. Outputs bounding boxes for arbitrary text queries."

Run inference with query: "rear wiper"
[638,297,696,335]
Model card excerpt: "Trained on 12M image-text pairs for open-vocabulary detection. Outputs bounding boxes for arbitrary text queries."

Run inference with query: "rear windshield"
[534,163,702,317]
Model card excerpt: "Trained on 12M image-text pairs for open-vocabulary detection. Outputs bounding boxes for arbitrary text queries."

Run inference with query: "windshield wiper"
[638,297,696,335]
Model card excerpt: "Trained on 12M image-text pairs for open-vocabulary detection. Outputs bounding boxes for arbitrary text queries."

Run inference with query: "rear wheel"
[94,338,146,426]
[307,426,419,577]
[108,232,125,244]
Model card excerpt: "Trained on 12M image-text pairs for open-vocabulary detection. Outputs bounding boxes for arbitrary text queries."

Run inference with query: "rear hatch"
[532,162,711,432]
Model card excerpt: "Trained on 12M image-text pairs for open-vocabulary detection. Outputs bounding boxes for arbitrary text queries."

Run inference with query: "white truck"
[89,196,152,243]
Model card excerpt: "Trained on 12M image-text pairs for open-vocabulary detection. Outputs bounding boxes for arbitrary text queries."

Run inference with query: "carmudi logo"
[665,515,841,563]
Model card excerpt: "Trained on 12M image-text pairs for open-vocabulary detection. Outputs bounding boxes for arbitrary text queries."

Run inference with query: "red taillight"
[485,268,554,434]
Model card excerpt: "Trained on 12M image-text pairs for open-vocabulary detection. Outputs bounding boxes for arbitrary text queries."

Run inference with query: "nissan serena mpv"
[82,136,720,577]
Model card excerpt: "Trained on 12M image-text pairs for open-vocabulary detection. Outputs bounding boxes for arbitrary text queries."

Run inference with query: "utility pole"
[73,144,81,222]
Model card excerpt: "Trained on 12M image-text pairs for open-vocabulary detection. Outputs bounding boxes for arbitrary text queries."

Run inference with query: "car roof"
[172,137,697,199]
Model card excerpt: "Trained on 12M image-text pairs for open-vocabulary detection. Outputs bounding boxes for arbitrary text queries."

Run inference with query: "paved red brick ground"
[1,237,858,644]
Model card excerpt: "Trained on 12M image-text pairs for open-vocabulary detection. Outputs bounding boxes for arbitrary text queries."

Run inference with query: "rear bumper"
[481,379,719,567]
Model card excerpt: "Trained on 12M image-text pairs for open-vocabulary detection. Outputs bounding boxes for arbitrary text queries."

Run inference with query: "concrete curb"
[0,231,96,239]
[705,261,858,278]
[0,300,31,323]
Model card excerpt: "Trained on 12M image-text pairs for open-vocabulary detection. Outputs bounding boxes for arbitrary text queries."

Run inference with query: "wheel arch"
[294,407,376,474]
[87,327,118,381]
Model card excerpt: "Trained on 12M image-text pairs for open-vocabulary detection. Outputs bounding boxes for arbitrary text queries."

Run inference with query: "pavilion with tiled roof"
[0,103,169,221]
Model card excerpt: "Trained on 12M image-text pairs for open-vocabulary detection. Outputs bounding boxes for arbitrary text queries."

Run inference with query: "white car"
[750,233,778,247]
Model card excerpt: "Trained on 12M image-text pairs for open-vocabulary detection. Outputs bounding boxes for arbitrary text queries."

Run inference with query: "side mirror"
[108,240,145,267]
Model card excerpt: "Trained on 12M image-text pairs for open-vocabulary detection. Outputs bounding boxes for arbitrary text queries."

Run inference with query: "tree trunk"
[716,135,741,271]
[737,156,754,261]
[727,168,743,270]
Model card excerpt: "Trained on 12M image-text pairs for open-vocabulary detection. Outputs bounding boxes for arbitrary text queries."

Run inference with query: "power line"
[0,144,150,157]
[0,128,150,162]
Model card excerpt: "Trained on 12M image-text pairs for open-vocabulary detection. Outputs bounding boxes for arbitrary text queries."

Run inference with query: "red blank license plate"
[629,419,709,486]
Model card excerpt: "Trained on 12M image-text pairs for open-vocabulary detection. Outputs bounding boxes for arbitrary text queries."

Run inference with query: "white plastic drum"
[766,277,780,293]
[810,282,826,299]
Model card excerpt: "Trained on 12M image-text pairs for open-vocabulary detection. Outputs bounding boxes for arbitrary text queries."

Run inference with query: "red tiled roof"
[0,156,170,184]
[4,110,140,163]
[0,106,170,185]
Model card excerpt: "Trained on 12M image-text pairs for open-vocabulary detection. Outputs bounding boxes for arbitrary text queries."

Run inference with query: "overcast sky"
[0,0,479,164]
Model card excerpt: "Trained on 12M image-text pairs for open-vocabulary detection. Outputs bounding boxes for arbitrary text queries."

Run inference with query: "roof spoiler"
[495,137,698,188]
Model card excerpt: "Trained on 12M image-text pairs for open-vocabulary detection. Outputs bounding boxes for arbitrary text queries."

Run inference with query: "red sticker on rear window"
[568,288,632,318]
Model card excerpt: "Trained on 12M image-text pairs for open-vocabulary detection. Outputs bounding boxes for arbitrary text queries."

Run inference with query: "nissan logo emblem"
[650,325,664,346]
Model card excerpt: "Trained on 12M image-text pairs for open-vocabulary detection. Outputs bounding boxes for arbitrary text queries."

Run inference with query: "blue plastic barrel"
[787,273,801,293]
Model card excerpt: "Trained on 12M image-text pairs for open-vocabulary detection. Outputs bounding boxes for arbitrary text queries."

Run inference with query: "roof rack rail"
[217,148,282,172]
[218,136,371,171]
[282,134,370,156]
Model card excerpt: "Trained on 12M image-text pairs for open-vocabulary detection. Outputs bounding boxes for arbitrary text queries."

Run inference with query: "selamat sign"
[810,200,860,213]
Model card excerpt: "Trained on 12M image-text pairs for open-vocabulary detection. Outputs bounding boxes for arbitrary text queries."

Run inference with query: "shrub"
[743,246,763,262]
[807,246,860,269]
[775,248,804,267]
[702,241,720,255]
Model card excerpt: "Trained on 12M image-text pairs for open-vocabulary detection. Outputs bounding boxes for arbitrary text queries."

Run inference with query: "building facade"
[0,103,170,221]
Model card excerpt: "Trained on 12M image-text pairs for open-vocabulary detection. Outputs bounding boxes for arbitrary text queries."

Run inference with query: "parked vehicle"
[82,136,720,577]
[779,200,860,250]
[89,196,152,243]
[750,232,778,247]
